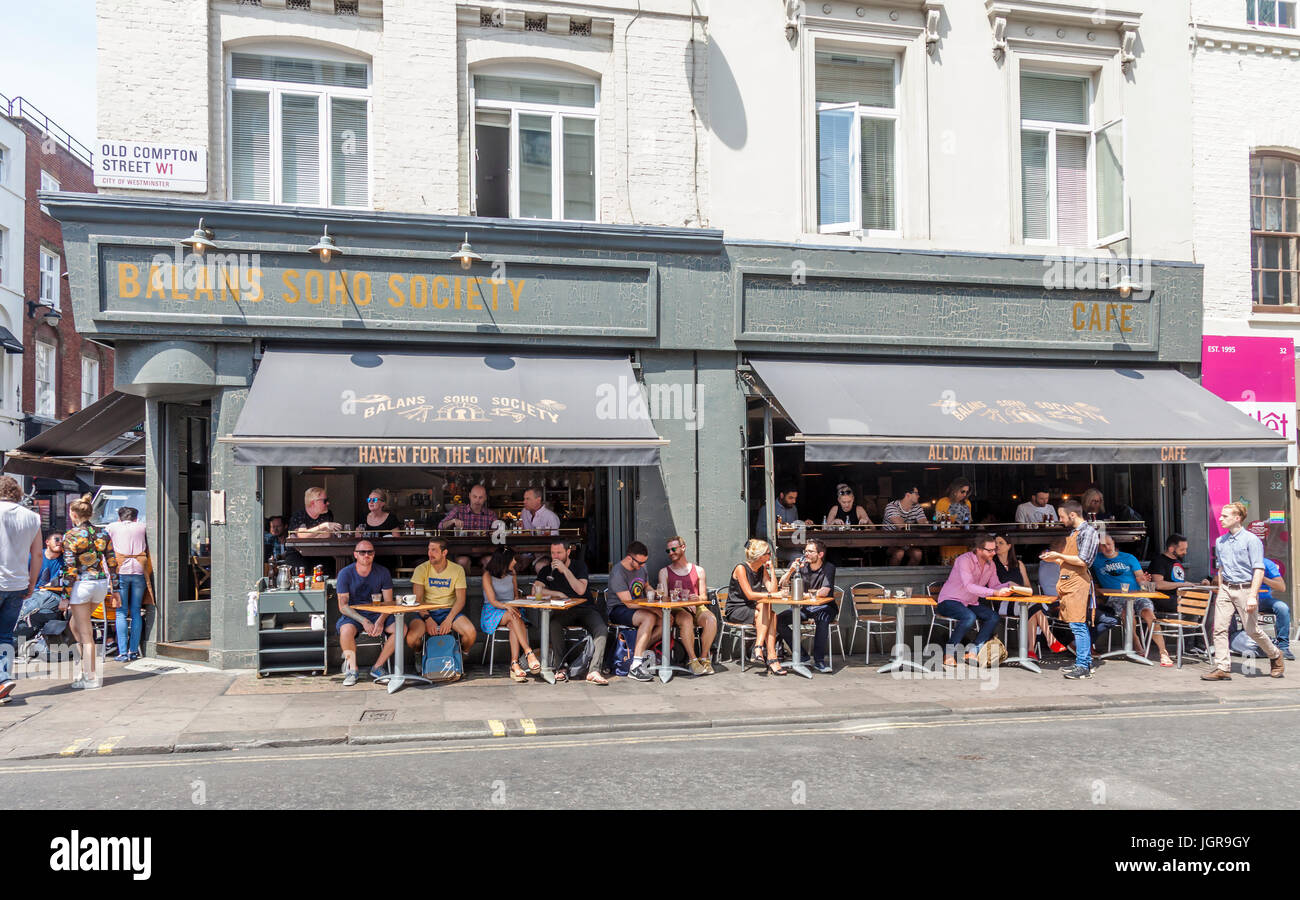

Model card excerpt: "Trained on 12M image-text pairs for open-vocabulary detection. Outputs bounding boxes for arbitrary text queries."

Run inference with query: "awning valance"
[227,349,666,467]
[750,358,1290,465]
[2,392,146,484]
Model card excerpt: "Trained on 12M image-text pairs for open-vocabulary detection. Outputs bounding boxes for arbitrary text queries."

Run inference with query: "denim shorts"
[427,608,466,626]
[608,605,639,627]
[336,611,384,634]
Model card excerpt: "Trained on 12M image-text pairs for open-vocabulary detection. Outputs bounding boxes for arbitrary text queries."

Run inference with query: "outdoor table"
[1097,590,1166,666]
[506,596,587,684]
[638,597,706,683]
[874,594,937,675]
[353,601,439,693]
[1001,595,1057,674]
[755,592,827,679]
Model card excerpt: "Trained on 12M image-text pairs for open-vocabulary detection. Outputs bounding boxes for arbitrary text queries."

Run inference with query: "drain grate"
[359,709,395,723]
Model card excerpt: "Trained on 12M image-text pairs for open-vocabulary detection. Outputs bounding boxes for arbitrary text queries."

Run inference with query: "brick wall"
[17,119,112,421]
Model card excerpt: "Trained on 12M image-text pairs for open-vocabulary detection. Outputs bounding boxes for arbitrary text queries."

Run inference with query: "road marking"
[59,738,91,757]
[519,718,537,736]
[6,700,1299,776]
[97,735,126,755]
[487,719,506,737]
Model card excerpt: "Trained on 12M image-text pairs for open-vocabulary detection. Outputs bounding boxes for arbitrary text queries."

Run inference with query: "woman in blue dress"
[481,547,541,681]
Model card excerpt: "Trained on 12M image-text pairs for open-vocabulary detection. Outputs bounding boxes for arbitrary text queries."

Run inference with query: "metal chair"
[480,617,514,674]
[1144,585,1213,668]
[925,581,958,646]
[715,588,756,671]
[792,585,845,666]
[845,581,894,663]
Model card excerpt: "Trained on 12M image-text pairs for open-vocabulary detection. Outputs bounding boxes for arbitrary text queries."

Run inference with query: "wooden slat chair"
[925,581,958,646]
[191,555,212,602]
[845,582,894,664]
[1143,585,1213,668]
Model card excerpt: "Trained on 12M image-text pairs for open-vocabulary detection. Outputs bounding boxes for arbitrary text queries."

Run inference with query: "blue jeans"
[115,574,147,656]
[1092,610,1119,647]
[935,599,999,655]
[776,601,840,664]
[1258,596,1291,651]
[1069,622,1092,669]
[0,589,27,681]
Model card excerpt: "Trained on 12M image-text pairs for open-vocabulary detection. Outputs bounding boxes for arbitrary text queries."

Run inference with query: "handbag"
[977,637,1009,667]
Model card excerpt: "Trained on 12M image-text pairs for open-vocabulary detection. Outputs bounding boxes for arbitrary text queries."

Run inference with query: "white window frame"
[810,41,903,239]
[224,46,373,208]
[39,170,59,216]
[34,341,55,419]
[0,227,6,288]
[1019,70,1127,248]
[0,146,7,188]
[39,248,59,306]
[469,65,601,223]
[80,357,99,409]
[1248,0,1297,28]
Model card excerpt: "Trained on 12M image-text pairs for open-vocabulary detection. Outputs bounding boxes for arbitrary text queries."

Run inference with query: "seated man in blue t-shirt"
[18,534,66,621]
[1091,534,1172,663]
[1250,558,1293,660]
[335,539,405,685]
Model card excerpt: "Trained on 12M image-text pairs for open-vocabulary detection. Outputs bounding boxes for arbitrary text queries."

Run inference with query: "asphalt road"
[2,699,1296,810]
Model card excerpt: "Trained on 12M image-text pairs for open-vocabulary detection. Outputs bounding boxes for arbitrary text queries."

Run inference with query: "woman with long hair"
[61,494,114,690]
[728,539,785,675]
[481,547,541,682]
[993,535,1066,660]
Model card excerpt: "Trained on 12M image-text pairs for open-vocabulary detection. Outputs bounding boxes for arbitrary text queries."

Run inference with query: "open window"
[471,71,599,222]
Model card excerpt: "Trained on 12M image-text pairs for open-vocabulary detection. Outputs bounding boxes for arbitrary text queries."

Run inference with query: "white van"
[91,486,147,527]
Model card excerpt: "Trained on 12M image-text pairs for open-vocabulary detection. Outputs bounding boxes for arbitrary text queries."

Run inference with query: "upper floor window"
[472,72,598,221]
[1248,0,1296,27]
[39,248,59,305]
[1251,153,1300,307]
[80,357,100,409]
[34,341,55,419]
[0,146,8,188]
[39,170,59,216]
[815,51,898,235]
[0,228,6,287]
[227,50,371,207]
[1020,73,1126,247]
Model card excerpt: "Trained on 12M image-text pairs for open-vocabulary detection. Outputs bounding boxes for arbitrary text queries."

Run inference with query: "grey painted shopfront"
[51,194,1227,669]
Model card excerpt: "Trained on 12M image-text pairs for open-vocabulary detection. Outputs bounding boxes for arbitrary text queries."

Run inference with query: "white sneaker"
[342,669,358,687]
[69,676,87,690]
[82,677,102,691]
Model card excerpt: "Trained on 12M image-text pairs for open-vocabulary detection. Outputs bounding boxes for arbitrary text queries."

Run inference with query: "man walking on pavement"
[1203,503,1284,681]
[1039,499,1098,680]
[0,476,44,703]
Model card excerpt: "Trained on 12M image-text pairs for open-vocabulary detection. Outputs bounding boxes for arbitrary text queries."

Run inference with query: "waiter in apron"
[1040,499,1099,680]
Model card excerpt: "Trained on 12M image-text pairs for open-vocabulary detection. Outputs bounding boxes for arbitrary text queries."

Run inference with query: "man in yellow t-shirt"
[412,538,476,653]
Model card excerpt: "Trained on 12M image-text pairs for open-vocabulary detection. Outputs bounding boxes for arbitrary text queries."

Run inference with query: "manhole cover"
[360,710,395,722]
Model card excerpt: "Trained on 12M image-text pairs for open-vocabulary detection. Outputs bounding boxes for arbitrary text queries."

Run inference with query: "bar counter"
[286,528,584,572]
[774,521,1146,548]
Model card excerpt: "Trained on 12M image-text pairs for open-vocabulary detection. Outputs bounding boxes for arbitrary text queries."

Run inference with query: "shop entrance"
[159,401,212,646]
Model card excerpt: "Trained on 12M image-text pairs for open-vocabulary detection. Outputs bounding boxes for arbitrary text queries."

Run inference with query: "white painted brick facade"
[1191,0,1300,336]
[96,0,709,226]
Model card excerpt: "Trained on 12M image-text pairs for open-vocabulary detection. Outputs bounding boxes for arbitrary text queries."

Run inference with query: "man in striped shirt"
[884,486,927,566]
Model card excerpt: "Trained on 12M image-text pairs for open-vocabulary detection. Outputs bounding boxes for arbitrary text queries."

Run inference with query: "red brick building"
[1,95,112,528]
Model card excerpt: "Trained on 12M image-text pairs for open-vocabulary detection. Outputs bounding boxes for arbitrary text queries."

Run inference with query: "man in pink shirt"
[936,532,1015,667]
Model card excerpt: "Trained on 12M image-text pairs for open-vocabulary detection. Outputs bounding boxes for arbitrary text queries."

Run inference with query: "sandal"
[554,669,569,683]
[586,671,609,686]
[943,656,958,669]
[766,659,787,676]
[524,650,542,673]
[1159,653,1174,667]
[509,662,529,683]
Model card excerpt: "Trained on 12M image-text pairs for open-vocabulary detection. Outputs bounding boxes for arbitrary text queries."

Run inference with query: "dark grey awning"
[2,392,146,483]
[227,349,666,467]
[0,328,22,354]
[751,358,1290,465]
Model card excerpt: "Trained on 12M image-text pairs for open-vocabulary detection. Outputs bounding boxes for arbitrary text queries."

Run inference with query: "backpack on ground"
[605,627,635,676]
[559,634,595,680]
[421,634,463,683]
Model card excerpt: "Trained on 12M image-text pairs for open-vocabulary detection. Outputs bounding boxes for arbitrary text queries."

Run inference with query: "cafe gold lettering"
[118,263,141,298]
[362,395,427,419]
[1161,445,1188,461]
[433,276,450,309]
[1072,302,1134,334]
[352,272,371,306]
[304,270,325,305]
[410,275,429,309]
[328,270,348,305]
[283,270,300,303]
[927,443,1034,462]
[387,273,406,307]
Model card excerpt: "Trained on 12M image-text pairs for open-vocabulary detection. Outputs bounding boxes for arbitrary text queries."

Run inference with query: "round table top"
[875,595,939,606]
[353,602,439,614]
[1100,590,1168,600]
[754,593,831,606]
[639,598,708,609]
[999,595,1056,603]
[507,596,586,610]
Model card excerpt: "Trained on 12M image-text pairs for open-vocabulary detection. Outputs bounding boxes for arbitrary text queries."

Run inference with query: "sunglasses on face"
[838,490,853,496]
[367,497,382,504]
[666,545,682,552]
[355,549,375,556]
[633,556,649,565]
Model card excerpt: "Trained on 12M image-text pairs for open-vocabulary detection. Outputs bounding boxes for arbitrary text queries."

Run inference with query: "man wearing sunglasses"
[285,486,343,570]
[336,540,407,686]
[656,537,716,675]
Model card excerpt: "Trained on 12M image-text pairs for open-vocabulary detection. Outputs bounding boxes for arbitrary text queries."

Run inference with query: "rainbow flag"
[1268,510,1287,524]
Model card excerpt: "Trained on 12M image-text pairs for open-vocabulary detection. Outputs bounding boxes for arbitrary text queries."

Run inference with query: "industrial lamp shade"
[309,225,342,263]
[182,218,217,255]
[451,232,482,271]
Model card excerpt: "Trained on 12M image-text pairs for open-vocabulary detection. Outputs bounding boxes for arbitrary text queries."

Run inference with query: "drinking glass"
[1121,582,1131,593]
